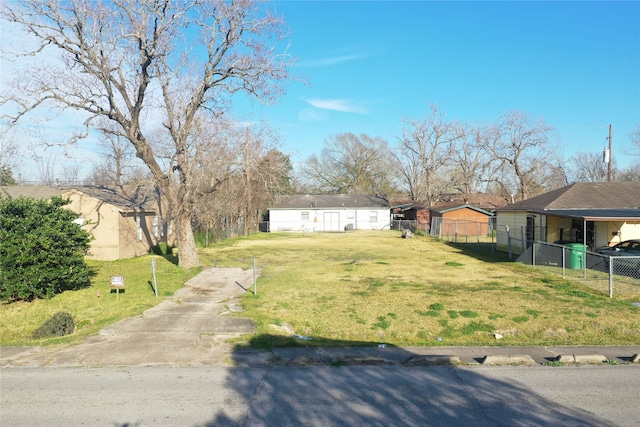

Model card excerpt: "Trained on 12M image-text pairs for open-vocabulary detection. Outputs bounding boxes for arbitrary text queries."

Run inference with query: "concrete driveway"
[1,268,260,367]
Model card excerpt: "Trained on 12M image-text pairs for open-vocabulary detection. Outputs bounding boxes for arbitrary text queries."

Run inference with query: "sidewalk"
[2,267,639,368]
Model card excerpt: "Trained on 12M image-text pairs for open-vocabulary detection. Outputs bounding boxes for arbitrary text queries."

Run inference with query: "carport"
[532,208,640,251]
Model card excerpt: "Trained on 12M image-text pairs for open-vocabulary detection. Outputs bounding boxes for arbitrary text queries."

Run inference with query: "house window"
[135,214,142,241]
[301,211,310,221]
[369,211,378,222]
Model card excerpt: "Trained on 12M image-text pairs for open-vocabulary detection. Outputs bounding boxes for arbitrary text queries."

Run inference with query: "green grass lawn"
[2,230,639,349]
[0,255,200,346]
[202,231,640,348]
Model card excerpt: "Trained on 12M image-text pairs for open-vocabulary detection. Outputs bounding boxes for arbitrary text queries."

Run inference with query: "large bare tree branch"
[1,0,295,267]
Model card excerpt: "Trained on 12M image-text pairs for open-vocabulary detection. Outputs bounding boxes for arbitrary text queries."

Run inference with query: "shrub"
[32,311,75,339]
[0,196,93,302]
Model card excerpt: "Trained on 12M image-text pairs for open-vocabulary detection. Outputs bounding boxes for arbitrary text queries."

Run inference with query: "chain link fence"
[510,239,640,297]
[436,223,639,297]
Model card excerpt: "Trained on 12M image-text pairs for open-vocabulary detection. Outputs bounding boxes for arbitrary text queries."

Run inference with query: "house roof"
[497,182,640,221]
[435,193,508,210]
[430,201,494,216]
[65,185,160,212]
[0,185,66,200]
[1,184,159,212]
[272,194,390,210]
[499,182,640,211]
[390,193,507,212]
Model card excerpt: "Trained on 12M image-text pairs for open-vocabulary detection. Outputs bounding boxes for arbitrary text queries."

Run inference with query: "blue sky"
[242,0,640,169]
[2,1,639,180]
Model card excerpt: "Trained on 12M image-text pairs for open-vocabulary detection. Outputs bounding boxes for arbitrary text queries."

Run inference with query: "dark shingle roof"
[436,193,508,210]
[1,185,159,212]
[272,194,390,209]
[499,182,640,211]
[0,185,66,200]
[67,185,159,211]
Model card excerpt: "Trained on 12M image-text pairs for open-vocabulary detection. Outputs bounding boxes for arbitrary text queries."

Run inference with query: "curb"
[403,355,463,366]
[330,356,392,366]
[481,355,536,366]
[555,354,608,364]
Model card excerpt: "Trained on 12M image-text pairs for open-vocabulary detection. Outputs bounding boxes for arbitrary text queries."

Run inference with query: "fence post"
[609,257,613,298]
[562,247,566,278]
[253,256,257,295]
[532,242,536,266]
[151,258,158,298]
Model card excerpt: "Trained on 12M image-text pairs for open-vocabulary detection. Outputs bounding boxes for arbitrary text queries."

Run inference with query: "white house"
[496,182,640,254]
[269,194,391,232]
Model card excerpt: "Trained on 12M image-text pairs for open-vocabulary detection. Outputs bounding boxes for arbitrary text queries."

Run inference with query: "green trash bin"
[566,243,586,269]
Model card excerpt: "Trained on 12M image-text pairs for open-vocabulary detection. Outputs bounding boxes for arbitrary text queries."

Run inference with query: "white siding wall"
[269,208,390,232]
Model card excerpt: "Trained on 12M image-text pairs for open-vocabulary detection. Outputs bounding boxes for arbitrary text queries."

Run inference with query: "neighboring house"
[495,182,640,253]
[1,185,173,260]
[390,200,430,231]
[391,193,507,234]
[269,194,391,232]
[429,201,494,237]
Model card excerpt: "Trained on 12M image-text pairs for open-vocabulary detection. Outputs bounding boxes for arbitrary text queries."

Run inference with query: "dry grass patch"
[203,231,640,348]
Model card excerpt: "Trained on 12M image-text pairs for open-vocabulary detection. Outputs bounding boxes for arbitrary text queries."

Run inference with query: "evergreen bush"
[0,196,93,302]
[32,311,75,338]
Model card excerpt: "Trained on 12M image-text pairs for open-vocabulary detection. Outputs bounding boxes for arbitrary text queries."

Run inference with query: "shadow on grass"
[241,333,383,350]
[149,244,179,265]
[445,241,513,264]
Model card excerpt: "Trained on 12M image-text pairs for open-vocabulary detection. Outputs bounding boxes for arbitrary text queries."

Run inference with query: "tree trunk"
[174,211,200,269]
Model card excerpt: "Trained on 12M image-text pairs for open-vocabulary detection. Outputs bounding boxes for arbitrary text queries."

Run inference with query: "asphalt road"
[1,364,638,426]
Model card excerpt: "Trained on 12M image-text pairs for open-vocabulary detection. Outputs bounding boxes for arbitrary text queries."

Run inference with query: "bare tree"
[449,123,498,194]
[491,111,557,201]
[393,144,427,201]
[186,118,291,239]
[2,0,294,267]
[60,163,82,185]
[89,130,138,186]
[237,126,293,234]
[300,133,396,194]
[0,126,19,185]
[33,151,56,185]
[617,164,640,182]
[630,125,640,156]
[396,105,459,205]
[567,151,611,183]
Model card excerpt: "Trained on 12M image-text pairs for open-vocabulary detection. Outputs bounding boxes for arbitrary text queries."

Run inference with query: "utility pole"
[607,124,612,182]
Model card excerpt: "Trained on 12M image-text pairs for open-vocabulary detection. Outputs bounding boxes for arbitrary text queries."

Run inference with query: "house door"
[323,212,340,232]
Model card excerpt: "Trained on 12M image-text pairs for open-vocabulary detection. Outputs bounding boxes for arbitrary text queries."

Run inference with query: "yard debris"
[293,334,312,341]
[494,333,503,340]
[269,322,295,335]
[401,229,414,239]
